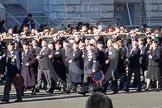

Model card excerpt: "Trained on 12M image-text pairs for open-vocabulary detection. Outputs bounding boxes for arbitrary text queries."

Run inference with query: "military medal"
[88,58,91,61]
[109,51,112,55]
[12,55,16,62]
[88,56,92,61]
[11,58,15,62]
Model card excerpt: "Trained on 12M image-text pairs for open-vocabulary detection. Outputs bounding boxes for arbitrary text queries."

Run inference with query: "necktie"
[40,48,45,56]
[140,46,143,54]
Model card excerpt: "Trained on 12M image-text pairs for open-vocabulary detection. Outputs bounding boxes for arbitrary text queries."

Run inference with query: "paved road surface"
[0,85,162,108]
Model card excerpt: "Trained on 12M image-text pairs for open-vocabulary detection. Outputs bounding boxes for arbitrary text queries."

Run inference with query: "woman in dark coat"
[145,41,161,92]
[21,41,36,95]
[68,41,83,89]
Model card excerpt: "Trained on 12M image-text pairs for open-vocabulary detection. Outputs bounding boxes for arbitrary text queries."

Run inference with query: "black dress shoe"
[21,92,24,96]
[46,89,54,94]
[82,93,86,96]
[1,99,9,103]
[31,92,36,95]
[31,90,36,95]
[124,89,129,92]
[15,99,22,102]
[113,90,118,94]
[66,90,70,94]
[136,89,142,92]
[35,88,40,93]
[145,88,149,92]
[155,88,160,92]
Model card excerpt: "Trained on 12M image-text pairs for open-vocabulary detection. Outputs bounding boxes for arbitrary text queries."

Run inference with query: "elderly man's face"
[41,40,47,47]
[48,44,54,50]
[86,44,93,51]
[8,45,14,51]
[132,40,138,46]
[107,40,112,47]
[63,42,69,48]
[32,40,37,46]
[23,44,28,50]
[138,40,143,45]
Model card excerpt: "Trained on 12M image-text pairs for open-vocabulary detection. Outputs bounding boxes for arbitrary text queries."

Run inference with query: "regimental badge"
[88,58,92,61]
[11,58,15,62]
[11,55,16,62]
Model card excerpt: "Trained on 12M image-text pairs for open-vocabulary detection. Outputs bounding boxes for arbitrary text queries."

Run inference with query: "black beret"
[55,40,61,45]
[63,40,69,43]
[97,41,103,44]
[131,37,138,42]
[23,41,29,45]
[27,39,32,43]
[80,39,85,43]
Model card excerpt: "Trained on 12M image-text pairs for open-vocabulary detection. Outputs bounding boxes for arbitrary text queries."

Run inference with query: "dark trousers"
[36,69,51,89]
[102,78,118,93]
[3,76,22,101]
[63,68,69,91]
[126,68,141,90]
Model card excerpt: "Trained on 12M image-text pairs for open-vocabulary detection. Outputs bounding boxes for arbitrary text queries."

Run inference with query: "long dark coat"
[128,46,141,69]
[146,47,161,81]
[31,46,41,75]
[21,49,36,88]
[69,48,83,83]
[53,48,66,81]
[104,46,119,81]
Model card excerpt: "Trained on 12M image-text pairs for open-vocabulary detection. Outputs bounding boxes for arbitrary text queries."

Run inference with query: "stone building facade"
[1,0,162,26]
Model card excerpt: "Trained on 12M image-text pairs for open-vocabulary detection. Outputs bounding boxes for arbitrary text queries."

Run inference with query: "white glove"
[149,55,152,59]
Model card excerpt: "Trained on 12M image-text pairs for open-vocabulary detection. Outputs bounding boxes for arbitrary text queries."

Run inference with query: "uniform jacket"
[38,47,51,70]
[84,50,97,74]
[128,46,141,69]
[6,49,21,76]
[69,48,83,82]
[105,46,119,80]
[53,48,66,81]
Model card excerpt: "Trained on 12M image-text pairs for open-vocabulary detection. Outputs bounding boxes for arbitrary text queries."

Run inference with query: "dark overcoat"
[69,48,83,83]
[6,49,21,76]
[21,49,36,88]
[146,47,161,81]
[53,48,66,81]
